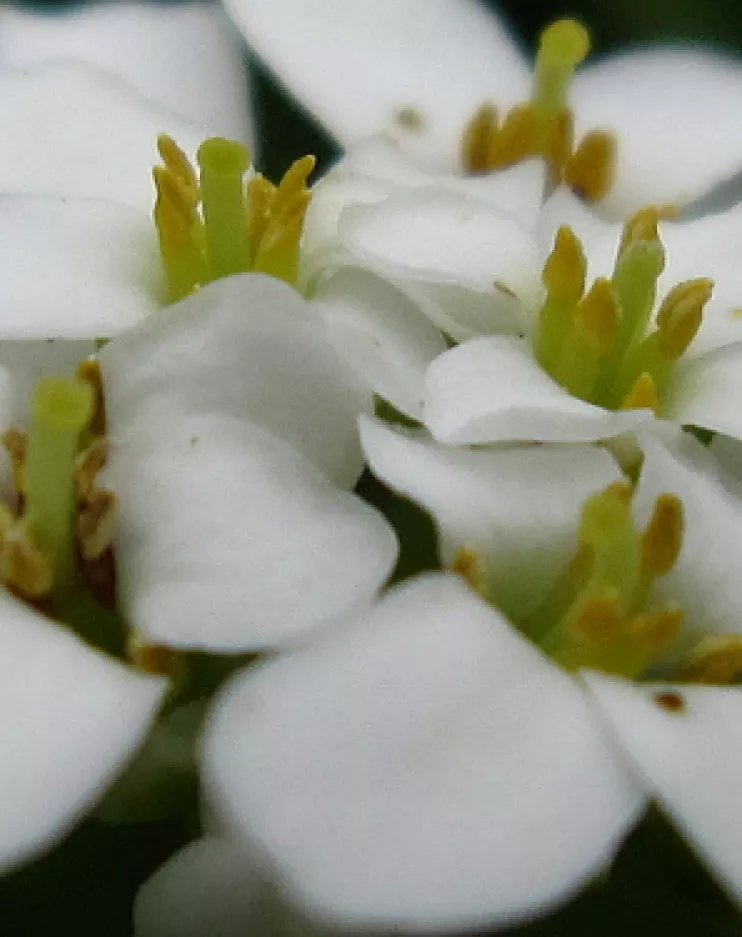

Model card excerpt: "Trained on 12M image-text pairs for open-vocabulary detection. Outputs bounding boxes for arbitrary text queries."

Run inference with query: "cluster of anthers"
[461,19,615,202]
[153,134,315,302]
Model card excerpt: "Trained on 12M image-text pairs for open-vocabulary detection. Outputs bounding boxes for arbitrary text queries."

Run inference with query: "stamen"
[682,635,742,684]
[0,527,53,599]
[563,130,616,203]
[196,137,251,280]
[618,372,660,413]
[618,207,662,257]
[541,108,573,173]
[461,103,499,173]
[641,494,684,578]
[532,19,590,149]
[488,104,535,169]
[450,546,486,596]
[656,278,713,360]
[76,357,107,437]
[24,377,94,597]
[75,438,109,501]
[2,428,27,497]
[536,225,586,372]
[157,134,199,200]
[153,165,206,303]
[77,488,117,561]
[553,277,618,398]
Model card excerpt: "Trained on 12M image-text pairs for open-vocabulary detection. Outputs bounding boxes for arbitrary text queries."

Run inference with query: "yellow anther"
[461,103,499,173]
[488,103,535,169]
[618,207,662,256]
[245,173,277,257]
[564,130,617,203]
[639,606,684,650]
[76,357,107,437]
[156,134,199,200]
[640,494,684,577]
[129,631,184,680]
[576,278,618,355]
[618,372,660,413]
[2,428,27,497]
[543,226,586,303]
[75,439,109,501]
[570,589,623,645]
[682,635,742,684]
[0,527,53,599]
[450,546,486,596]
[542,107,573,172]
[273,155,316,216]
[77,487,117,561]
[656,278,713,360]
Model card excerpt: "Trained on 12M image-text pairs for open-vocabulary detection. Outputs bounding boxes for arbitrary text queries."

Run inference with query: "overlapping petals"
[101,274,398,651]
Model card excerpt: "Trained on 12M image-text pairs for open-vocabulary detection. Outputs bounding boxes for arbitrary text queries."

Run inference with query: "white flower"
[99,273,398,651]
[222,0,742,219]
[0,0,251,140]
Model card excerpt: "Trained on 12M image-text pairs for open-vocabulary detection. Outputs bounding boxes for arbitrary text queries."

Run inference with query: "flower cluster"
[5,2,742,936]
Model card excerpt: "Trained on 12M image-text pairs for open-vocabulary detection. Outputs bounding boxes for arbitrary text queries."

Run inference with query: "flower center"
[153,134,316,303]
[535,209,713,414]
[461,18,615,203]
[455,481,687,680]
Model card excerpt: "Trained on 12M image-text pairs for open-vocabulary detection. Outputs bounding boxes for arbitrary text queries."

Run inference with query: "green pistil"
[197,138,251,281]
[532,19,589,150]
[24,377,93,598]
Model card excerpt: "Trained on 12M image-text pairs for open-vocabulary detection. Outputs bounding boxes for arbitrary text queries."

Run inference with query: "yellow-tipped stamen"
[488,104,535,169]
[153,166,207,302]
[618,207,662,258]
[157,134,199,200]
[640,494,684,578]
[682,635,742,684]
[196,138,251,280]
[0,528,53,599]
[461,103,499,173]
[75,439,109,501]
[532,19,590,149]
[554,277,618,398]
[77,488,117,561]
[656,278,713,360]
[450,546,487,596]
[542,108,573,173]
[563,130,616,203]
[618,372,660,413]
[536,225,586,372]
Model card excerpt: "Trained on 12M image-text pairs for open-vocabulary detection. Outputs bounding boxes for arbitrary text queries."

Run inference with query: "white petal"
[338,188,542,338]
[584,671,742,908]
[101,273,370,489]
[669,342,742,439]
[360,416,622,619]
[0,61,206,212]
[314,267,447,418]
[0,587,165,871]
[424,336,653,444]
[109,414,397,652]
[135,837,259,937]
[223,0,530,168]
[0,2,250,141]
[632,430,742,645]
[573,49,742,219]
[0,195,161,337]
[206,573,644,931]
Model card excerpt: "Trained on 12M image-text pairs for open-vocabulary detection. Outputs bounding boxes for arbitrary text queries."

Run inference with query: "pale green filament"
[24,378,93,597]
[197,138,251,281]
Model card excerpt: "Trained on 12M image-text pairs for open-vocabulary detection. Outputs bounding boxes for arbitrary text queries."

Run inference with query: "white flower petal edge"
[222,0,529,169]
[313,267,448,419]
[0,61,206,212]
[424,336,653,444]
[574,49,742,219]
[583,671,742,909]
[0,1,251,142]
[135,837,260,937]
[0,585,166,871]
[101,274,370,489]
[359,415,621,620]
[205,573,645,931]
[108,413,397,652]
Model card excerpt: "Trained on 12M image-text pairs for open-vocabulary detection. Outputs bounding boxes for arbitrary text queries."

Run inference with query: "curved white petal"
[135,837,259,937]
[223,0,529,168]
[584,671,742,908]
[0,61,206,212]
[0,587,165,871]
[360,416,621,620]
[573,49,742,219]
[109,414,397,652]
[206,573,644,931]
[101,274,371,489]
[669,342,742,439]
[0,2,250,141]
[314,267,447,419]
[632,430,742,646]
[0,195,161,338]
[424,336,653,444]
